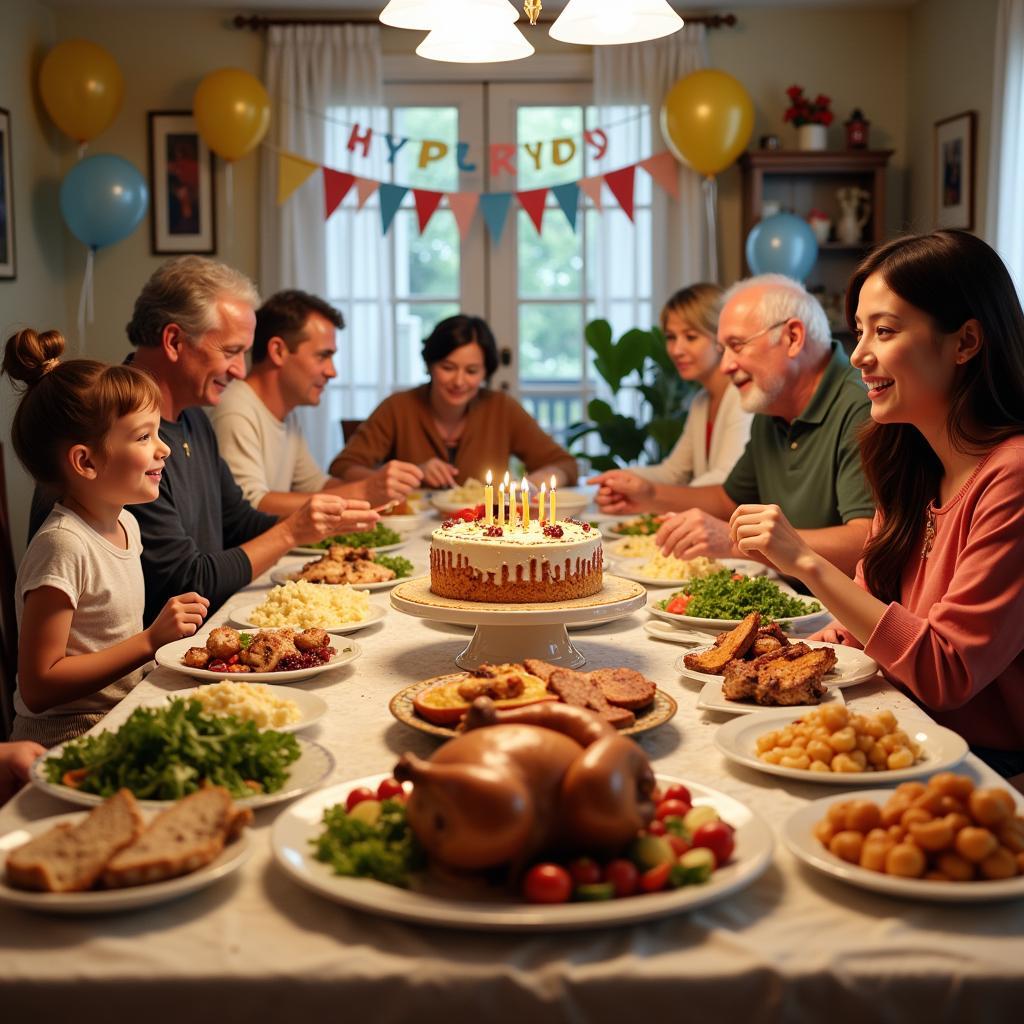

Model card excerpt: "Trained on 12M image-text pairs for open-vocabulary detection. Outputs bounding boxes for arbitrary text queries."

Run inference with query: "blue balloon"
[745,212,819,281]
[59,154,148,250]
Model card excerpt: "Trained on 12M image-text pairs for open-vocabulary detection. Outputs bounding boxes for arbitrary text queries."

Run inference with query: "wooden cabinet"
[739,149,893,330]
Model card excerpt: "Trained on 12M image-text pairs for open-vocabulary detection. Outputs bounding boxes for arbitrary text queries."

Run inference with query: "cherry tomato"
[603,858,639,898]
[666,596,691,615]
[662,783,692,806]
[639,861,671,893]
[523,863,572,904]
[691,820,736,867]
[667,834,691,857]
[568,857,602,888]
[345,786,376,812]
[646,819,667,837]
[376,778,404,801]
[656,799,692,821]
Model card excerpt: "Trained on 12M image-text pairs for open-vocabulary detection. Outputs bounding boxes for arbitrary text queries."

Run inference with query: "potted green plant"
[566,319,696,472]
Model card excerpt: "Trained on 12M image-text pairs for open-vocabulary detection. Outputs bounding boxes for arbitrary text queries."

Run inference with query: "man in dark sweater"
[31,257,377,623]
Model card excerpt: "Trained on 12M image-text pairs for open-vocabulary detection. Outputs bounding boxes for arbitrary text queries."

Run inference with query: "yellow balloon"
[39,39,123,143]
[660,69,754,177]
[193,69,271,162]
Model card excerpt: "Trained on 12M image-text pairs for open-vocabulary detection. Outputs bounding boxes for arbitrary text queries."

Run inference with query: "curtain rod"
[233,11,737,30]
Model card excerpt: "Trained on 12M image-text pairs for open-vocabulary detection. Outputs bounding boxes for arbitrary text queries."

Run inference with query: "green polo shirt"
[723,343,875,528]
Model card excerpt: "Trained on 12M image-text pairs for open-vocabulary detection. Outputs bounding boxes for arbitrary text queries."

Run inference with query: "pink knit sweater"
[835,435,1024,750]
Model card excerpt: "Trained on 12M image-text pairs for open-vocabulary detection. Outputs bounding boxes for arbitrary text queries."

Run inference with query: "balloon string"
[77,142,87,161]
[225,161,234,253]
[77,248,95,351]
[703,176,719,283]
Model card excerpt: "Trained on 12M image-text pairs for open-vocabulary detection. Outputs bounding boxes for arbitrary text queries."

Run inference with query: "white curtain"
[259,23,393,467]
[986,0,1024,296]
[592,23,711,334]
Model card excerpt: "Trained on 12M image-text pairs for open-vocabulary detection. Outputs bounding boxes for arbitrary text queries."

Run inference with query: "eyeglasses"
[721,318,791,355]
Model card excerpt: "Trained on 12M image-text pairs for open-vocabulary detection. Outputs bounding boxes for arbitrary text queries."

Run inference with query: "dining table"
[2,518,1022,1024]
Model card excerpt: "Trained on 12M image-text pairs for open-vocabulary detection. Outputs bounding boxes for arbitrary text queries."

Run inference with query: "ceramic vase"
[797,123,827,151]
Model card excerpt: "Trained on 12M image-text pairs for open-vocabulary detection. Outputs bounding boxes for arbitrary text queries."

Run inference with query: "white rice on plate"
[248,580,370,628]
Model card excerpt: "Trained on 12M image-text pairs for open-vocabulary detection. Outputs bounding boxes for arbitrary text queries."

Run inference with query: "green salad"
[312,799,424,887]
[375,553,414,578]
[45,699,301,801]
[658,570,822,621]
[613,514,661,536]
[312,523,403,549]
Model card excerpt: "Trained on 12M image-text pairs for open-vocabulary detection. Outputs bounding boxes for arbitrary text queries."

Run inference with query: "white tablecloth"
[2,530,1022,1023]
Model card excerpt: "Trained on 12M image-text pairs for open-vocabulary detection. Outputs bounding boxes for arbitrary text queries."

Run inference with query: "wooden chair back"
[0,444,18,739]
[341,419,364,443]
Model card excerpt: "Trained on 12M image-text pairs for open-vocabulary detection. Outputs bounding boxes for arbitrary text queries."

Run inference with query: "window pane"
[516,106,584,189]
[392,107,459,191]
[398,209,460,298]
[519,302,583,382]
[517,211,582,298]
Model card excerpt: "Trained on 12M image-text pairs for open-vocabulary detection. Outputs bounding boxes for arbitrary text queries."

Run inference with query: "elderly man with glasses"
[594,273,873,575]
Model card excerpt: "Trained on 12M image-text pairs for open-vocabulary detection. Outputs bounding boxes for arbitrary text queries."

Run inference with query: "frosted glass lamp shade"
[417,11,534,62]
[380,0,519,30]
[550,0,684,45]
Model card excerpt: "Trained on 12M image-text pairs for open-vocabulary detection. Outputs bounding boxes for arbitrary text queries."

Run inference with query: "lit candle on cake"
[484,469,493,525]
[549,474,557,522]
[498,482,505,525]
[509,478,518,529]
[538,481,547,522]
[521,477,530,529]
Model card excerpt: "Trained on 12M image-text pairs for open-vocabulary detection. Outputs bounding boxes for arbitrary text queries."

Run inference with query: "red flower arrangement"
[784,86,833,126]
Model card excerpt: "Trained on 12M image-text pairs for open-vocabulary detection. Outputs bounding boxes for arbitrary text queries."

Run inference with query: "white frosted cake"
[429,518,603,603]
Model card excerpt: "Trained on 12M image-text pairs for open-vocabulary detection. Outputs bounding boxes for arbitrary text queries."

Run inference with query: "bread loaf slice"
[102,787,252,889]
[5,789,143,892]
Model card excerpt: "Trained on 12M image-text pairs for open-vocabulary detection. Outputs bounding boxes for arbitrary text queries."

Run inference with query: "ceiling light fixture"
[549,0,684,46]
[418,10,534,63]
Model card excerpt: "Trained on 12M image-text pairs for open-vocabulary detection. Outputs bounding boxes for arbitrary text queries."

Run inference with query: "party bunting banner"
[275,149,680,243]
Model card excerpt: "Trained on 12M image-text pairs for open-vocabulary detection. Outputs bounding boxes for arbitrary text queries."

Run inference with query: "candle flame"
[521,476,528,492]
[550,474,556,489]
[485,469,492,484]
[540,481,547,493]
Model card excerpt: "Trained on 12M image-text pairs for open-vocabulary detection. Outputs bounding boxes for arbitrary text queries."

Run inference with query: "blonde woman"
[591,284,752,513]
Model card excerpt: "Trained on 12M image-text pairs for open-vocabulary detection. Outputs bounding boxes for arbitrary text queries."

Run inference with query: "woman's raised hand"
[419,458,459,489]
[587,470,655,514]
[728,503,814,577]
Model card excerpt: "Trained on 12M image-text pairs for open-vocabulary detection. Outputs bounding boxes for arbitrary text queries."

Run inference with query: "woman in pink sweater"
[727,230,1024,777]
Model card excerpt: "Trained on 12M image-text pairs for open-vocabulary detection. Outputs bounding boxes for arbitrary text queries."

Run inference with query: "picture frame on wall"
[148,110,216,254]
[0,107,16,280]
[933,110,976,231]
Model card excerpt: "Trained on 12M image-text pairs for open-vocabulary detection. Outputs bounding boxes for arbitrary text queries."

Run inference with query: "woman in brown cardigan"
[329,315,578,489]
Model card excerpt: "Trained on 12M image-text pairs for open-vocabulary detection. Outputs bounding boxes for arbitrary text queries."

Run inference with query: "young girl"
[728,231,1024,778]
[589,284,753,513]
[4,329,209,746]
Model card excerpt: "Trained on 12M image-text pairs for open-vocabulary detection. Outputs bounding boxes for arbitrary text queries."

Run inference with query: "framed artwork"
[148,111,216,254]
[934,111,976,230]
[0,107,15,280]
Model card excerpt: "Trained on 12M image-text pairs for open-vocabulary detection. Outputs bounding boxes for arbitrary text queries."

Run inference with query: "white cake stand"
[390,574,647,669]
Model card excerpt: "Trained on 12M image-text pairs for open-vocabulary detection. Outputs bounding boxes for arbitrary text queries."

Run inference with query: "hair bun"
[1,328,67,388]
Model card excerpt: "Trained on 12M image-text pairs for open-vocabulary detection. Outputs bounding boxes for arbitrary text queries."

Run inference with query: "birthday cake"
[429,518,603,604]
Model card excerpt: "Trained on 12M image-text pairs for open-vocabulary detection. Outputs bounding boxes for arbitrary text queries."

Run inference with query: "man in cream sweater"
[210,290,422,515]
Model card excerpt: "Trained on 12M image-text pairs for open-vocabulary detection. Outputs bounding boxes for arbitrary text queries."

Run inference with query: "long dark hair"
[847,230,1024,601]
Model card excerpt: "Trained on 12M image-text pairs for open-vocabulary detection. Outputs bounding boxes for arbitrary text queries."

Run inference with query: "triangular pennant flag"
[605,165,637,221]
[277,152,320,205]
[479,193,513,243]
[640,151,680,201]
[413,189,444,233]
[551,182,580,231]
[323,168,356,219]
[447,192,480,240]
[516,188,548,233]
[378,183,408,234]
[578,176,603,210]
[355,177,379,210]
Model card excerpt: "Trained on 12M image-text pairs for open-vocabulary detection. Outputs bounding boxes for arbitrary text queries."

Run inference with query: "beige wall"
[907,0,998,233]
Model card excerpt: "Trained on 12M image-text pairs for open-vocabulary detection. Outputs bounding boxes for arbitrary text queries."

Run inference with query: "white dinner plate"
[430,489,591,517]
[676,640,879,690]
[377,512,432,532]
[289,540,407,557]
[714,711,969,785]
[695,677,846,715]
[783,790,1024,903]
[155,634,361,682]
[229,601,386,635]
[0,811,252,915]
[643,621,722,646]
[610,558,769,587]
[270,562,422,592]
[271,773,773,932]
[30,737,336,812]
[143,684,329,734]
[647,594,831,634]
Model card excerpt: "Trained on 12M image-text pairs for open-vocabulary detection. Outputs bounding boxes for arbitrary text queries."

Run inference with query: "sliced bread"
[102,786,252,889]
[5,789,144,893]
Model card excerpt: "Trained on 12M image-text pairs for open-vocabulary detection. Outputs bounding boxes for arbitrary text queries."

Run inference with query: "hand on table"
[728,503,815,578]
[288,494,378,546]
[655,508,734,560]
[365,460,424,507]
[419,458,459,489]
[146,592,210,650]
[587,470,655,515]
[0,741,45,806]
